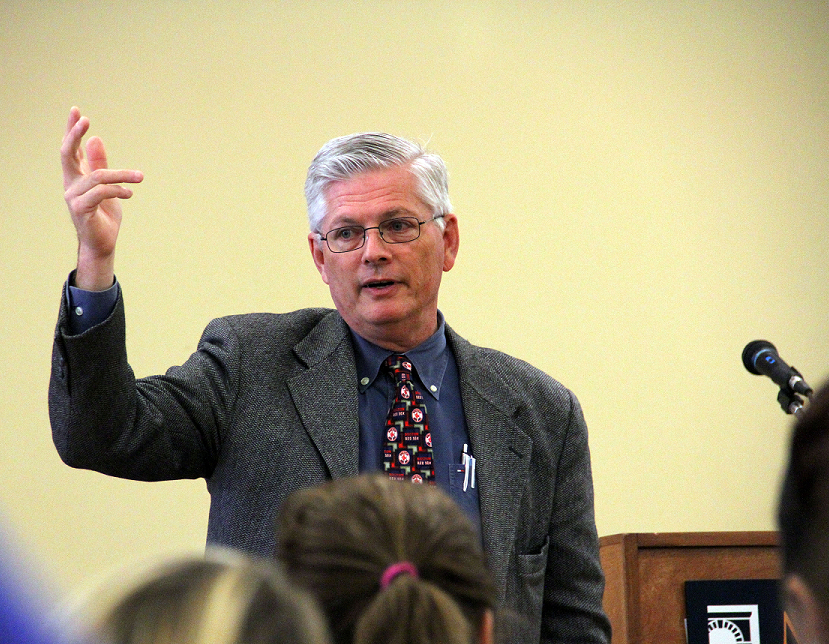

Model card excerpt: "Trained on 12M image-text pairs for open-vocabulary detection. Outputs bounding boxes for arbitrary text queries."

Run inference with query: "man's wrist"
[66,270,119,334]
[75,248,115,291]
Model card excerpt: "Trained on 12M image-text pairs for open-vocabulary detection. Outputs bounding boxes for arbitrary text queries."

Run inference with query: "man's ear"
[783,573,825,644]
[441,213,459,272]
[308,232,330,285]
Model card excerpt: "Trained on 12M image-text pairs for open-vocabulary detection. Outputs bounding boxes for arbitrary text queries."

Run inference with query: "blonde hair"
[277,474,496,644]
[69,550,331,644]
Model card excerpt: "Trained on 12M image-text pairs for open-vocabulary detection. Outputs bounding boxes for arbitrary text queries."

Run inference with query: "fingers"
[65,168,144,195]
[66,182,136,219]
[64,106,81,138]
[62,107,88,158]
[61,107,144,216]
[61,107,90,187]
[86,135,108,171]
[65,168,144,198]
[64,168,144,216]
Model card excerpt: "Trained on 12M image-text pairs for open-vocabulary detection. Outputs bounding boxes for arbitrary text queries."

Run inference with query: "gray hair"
[304,133,452,232]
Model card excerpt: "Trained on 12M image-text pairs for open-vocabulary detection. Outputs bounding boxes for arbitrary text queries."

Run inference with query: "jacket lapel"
[448,328,532,590]
[286,316,529,586]
[287,311,361,479]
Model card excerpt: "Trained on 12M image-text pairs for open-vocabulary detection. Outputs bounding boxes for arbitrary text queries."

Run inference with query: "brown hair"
[276,474,496,644]
[70,550,331,644]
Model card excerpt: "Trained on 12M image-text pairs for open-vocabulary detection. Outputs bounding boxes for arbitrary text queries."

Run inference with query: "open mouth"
[364,280,395,290]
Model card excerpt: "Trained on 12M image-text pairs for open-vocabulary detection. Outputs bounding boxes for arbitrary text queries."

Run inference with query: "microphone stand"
[777,387,806,416]
[775,366,812,416]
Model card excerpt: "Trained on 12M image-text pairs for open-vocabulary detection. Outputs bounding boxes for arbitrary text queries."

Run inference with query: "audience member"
[65,550,331,644]
[778,380,829,644]
[277,473,497,644]
[0,519,64,644]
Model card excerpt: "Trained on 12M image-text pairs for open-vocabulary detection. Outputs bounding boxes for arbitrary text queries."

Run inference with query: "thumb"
[86,136,109,171]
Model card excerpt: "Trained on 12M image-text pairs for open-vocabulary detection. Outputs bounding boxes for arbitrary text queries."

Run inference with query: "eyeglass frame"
[316,214,446,253]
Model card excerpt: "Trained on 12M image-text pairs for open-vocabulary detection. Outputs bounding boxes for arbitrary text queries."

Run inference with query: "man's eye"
[387,219,416,233]
[333,227,361,241]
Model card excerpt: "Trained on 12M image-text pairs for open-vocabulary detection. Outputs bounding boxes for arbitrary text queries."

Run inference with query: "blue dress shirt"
[350,315,481,530]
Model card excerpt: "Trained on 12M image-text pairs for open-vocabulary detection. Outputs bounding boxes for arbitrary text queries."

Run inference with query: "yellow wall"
[2,1,828,594]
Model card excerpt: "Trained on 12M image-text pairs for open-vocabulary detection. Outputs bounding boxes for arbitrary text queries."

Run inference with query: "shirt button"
[74,306,84,316]
[430,385,437,392]
[360,377,370,386]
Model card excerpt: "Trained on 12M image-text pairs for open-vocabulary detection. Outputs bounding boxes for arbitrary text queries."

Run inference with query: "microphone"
[742,340,813,397]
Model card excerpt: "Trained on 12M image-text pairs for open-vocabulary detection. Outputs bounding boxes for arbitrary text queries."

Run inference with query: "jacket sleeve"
[541,390,611,644]
[49,285,238,482]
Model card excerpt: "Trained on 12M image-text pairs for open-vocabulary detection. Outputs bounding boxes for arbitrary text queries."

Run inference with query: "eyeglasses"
[318,215,445,253]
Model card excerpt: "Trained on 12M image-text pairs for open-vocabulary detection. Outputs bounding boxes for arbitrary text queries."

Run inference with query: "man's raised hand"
[61,107,143,290]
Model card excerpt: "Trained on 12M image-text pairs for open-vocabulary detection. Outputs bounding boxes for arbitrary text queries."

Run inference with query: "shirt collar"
[351,311,449,400]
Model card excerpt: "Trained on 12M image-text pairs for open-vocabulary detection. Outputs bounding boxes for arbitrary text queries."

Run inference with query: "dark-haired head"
[276,474,496,644]
[778,380,829,643]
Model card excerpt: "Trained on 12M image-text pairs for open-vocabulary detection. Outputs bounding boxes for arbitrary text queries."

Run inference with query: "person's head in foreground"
[778,380,829,644]
[67,550,331,644]
[277,474,497,644]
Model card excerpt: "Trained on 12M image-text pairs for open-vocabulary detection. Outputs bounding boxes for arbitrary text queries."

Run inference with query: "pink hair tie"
[380,561,419,589]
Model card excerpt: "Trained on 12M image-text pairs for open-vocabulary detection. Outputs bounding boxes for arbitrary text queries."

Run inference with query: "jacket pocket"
[517,535,550,579]
[502,536,549,642]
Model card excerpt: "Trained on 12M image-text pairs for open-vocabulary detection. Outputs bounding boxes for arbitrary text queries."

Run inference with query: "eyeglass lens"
[325,217,421,252]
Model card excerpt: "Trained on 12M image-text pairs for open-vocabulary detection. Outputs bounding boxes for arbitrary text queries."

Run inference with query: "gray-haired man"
[51,107,610,643]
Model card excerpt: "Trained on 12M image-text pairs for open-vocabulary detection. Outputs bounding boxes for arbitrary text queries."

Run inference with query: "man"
[778,380,829,644]
[51,106,610,643]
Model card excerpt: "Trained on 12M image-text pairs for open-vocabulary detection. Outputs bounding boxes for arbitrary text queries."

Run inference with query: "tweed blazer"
[50,290,610,644]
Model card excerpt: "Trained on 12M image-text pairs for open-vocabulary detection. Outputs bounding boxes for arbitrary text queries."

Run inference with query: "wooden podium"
[599,532,780,644]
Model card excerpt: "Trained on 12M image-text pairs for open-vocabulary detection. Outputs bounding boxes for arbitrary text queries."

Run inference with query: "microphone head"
[742,339,776,375]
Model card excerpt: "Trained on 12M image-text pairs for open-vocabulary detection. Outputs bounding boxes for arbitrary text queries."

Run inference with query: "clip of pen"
[462,444,476,492]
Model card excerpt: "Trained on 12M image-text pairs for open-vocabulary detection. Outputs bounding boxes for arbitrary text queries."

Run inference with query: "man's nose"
[361,227,390,260]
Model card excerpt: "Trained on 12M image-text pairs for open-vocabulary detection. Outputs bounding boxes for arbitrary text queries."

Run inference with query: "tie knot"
[384,354,413,383]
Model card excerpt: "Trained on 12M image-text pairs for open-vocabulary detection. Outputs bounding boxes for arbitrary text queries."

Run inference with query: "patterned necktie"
[383,354,435,484]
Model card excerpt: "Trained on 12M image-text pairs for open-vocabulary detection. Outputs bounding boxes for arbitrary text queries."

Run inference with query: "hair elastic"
[380,561,419,589]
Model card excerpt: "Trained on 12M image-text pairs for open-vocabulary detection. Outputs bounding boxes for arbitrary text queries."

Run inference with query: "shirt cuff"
[65,270,119,335]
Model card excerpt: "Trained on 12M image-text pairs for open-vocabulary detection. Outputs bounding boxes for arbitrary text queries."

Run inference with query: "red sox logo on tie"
[383,354,435,484]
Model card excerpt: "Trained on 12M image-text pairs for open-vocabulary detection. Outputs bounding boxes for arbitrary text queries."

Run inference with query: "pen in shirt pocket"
[461,443,476,492]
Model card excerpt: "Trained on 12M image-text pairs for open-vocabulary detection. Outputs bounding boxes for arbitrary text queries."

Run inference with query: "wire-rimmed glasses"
[318,215,445,253]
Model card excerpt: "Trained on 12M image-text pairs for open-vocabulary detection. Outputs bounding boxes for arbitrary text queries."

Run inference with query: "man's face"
[308,164,459,352]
